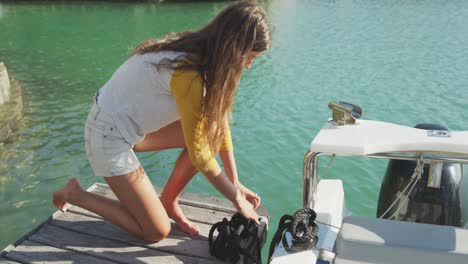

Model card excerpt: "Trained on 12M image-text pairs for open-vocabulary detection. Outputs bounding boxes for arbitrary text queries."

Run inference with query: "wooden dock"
[1,183,269,263]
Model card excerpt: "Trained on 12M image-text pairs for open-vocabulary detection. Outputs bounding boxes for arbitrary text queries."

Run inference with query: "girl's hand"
[233,190,260,224]
[236,183,261,209]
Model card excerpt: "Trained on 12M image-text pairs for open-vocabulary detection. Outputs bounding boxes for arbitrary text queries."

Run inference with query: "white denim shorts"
[84,101,141,177]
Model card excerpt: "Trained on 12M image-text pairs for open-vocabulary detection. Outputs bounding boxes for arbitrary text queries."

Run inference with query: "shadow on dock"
[1,183,269,263]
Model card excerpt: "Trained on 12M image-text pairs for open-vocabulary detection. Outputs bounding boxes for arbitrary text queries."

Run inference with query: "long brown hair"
[133,0,270,153]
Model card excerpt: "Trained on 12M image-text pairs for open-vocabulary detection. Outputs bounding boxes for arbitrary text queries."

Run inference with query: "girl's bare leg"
[52,166,171,242]
[133,121,199,235]
[160,149,199,235]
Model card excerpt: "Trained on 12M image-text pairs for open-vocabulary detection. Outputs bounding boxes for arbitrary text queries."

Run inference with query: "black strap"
[209,218,233,261]
[208,213,263,263]
[268,214,293,262]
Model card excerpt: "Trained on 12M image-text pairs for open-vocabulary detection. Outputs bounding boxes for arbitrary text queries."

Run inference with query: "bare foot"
[52,178,83,212]
[161,199,199,236]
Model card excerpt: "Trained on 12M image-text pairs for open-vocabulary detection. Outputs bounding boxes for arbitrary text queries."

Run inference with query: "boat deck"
[1,183,269,263]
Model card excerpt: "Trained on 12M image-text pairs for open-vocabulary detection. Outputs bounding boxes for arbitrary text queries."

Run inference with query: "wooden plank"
[1,213,57,254]
[2,182,268,264]
[0,185,101,257]
[53,211,213,241]
[0,257,20,263]
[48,212,216,259]
[68,202,234,225]
[83,183,268,223]
[93,183,269,217]
[93,183,237,212]
[29,224,217,264]
[5,240,117,264]
[179,192,269,218]
[0,208,69,259]
[85,183,99,192]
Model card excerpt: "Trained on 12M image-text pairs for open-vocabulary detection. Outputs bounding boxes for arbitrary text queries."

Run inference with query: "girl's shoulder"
[137,50,188,65]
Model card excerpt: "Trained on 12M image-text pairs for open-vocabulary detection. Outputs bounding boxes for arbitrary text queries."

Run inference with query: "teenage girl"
[53,0,270,241]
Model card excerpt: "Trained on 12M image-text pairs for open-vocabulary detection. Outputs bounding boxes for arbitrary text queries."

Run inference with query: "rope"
[379,157,425,219]
[387,167,423,220]
[208,213,263,263]
[268,208,319,263]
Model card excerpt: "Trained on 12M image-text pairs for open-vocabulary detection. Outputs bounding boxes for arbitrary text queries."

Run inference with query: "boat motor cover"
[377,124,465,227]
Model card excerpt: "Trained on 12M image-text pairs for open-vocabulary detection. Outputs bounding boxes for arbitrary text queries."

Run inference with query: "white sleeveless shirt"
[97,51,185,145]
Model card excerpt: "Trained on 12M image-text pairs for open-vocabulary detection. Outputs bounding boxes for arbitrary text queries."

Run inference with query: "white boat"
[269,102,468,264]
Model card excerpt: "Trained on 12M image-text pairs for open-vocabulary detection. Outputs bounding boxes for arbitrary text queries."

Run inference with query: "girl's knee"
[142,220,171,242]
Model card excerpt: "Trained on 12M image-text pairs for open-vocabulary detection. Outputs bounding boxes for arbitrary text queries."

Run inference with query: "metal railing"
[302,151,468,209]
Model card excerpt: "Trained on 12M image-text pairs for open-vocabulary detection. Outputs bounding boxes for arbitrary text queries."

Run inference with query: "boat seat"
[334,258,372,264]
[335,216,468,264]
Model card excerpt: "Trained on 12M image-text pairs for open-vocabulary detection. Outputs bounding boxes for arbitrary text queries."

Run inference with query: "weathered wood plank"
[0,257,20,263]
[2,182,269,264]
[94,183,269,217]
[29,224,217,264]
[5,240,117,264]
[68,202,234,225]
[48,212,216,259]
[1,211,58,255]
[179,192,269,217]
[54,211,213,241]
[93,183,237,212]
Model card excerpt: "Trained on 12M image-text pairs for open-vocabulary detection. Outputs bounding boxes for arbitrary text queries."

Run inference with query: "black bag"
[208,213,266,264]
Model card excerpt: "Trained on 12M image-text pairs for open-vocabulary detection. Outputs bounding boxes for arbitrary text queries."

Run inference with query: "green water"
[1,0,468,257]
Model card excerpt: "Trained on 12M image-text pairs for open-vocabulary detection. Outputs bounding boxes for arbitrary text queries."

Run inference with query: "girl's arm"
[170,68,259,223]
[220,150,261,209]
